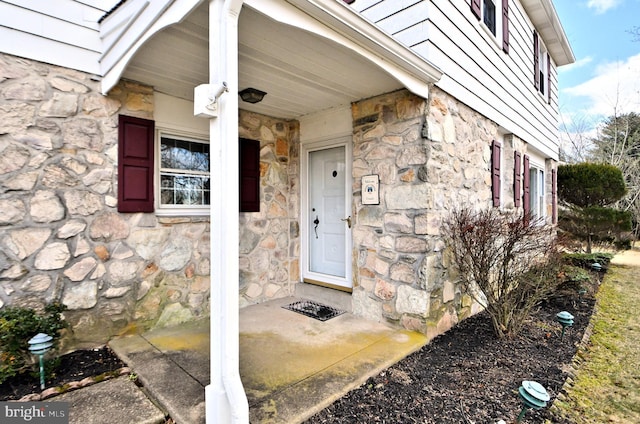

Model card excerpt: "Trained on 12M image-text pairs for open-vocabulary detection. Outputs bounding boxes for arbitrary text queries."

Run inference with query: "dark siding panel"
[547,52,552,104]
[533,31,540,90]
[471,0,481,19]
[492,140,502,207]
[552,168,557,223]
[514,151,521,207]
[523,154,531,219]
[240,138,260,212]
[502,0,509,53]
[118,115,154,213]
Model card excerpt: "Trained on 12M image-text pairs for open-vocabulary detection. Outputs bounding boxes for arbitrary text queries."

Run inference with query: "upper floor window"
[159,133,210,210]
[534,31,551,103]
[471,0,509,53]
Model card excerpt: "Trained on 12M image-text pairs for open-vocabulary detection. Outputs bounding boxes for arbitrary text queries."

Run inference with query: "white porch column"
[206,0,248,423]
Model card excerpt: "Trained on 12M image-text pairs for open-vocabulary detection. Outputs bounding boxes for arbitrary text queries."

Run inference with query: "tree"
[559,112,597,163]
[590,112,640,240]
[557,163,631,252]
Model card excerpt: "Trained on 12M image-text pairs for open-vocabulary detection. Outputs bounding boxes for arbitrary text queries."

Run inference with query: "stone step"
[294,282,353,313]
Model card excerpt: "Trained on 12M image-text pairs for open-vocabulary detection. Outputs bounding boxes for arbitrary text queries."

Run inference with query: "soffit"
[104,1,441,120]
[521,0,575,66]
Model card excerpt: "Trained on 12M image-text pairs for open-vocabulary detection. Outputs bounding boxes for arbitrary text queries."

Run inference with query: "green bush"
[558,265,594,292]
[562,252,613,269]
[0,302,67,384]
[557,163,630,253]
[557,163,627,207]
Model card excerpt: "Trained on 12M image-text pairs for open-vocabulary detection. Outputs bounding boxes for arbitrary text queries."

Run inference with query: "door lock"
[341,216,352,229]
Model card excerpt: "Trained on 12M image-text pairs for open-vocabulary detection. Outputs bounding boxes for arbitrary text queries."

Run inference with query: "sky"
[554,0,640,135]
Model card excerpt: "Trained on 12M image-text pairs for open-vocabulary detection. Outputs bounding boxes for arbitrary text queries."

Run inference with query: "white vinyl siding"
[354,0,561,160]
[0,0,108,74]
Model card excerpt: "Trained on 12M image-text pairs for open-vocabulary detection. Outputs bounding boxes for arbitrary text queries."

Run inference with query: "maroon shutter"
[502,0,509,53]
[492,140,501,207]
[240,138,260,212]
[523,155,531,219]
[533,31,540,90]
[552,168,557,224]
[546,52,552,104]
[514,151,521,208]
[118,115,154,213]
[471,0,481,19]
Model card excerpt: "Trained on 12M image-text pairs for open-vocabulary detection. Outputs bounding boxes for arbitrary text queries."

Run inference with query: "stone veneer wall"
[238,111,300,306]
[0,53,211,346]
[350,87,556,339]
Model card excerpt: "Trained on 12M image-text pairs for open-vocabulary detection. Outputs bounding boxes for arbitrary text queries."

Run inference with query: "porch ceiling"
[119,3,404,120]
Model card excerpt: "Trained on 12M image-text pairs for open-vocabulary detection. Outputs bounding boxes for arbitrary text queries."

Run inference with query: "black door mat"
[282,300,346,322]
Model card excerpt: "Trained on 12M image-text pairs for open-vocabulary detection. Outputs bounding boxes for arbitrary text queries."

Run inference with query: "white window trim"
[155,127,211,217]
[479,0,503,49]
[529,162,545,221]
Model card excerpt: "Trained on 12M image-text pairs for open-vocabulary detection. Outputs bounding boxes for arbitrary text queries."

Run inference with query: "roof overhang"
[521,0,575,66]
[99,0,442,112]
[100,0,205,95]
[249,0,443,97]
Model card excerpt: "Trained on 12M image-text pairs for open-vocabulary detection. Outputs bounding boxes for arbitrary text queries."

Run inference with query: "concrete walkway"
[97,296,427,424]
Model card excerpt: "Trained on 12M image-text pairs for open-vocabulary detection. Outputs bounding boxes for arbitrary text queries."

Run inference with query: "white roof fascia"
[521,0,575,66]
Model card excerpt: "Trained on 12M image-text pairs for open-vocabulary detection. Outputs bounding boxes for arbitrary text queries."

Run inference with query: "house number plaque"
[361,174,380,205]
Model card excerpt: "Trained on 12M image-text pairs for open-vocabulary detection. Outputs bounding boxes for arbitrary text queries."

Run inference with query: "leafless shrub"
[444,208,561,339]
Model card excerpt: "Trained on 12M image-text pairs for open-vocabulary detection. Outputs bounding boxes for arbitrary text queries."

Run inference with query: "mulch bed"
[306,285,598,423]
[0,346,126,401]
[1,271,598,423]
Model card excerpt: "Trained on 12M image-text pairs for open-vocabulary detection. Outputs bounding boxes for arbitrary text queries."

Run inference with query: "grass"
[552,252,640,423]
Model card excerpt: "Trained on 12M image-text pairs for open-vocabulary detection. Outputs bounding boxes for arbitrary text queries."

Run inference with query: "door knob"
[341,216,352,229]
[313,215,320,239]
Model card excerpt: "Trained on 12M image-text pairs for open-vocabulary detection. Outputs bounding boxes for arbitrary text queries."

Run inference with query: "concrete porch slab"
[241,297,428,423]
[108,296,428,424]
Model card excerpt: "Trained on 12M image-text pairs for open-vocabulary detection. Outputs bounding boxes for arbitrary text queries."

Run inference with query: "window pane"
[484,0,496,35]
[159,135,210,209]
[161,137,210,172]
[160,173,210,205]
[529,168,545,219]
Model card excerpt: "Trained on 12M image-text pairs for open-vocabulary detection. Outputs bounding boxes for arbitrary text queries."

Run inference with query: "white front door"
[303,142,352,291]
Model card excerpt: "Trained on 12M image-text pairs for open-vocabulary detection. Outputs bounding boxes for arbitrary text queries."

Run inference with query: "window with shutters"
[534,31,551,102]
[472,0,509,53]
[158,132,210,213]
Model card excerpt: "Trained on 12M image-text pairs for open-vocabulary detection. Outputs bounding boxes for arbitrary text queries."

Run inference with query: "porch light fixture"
[239,87,266,104]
